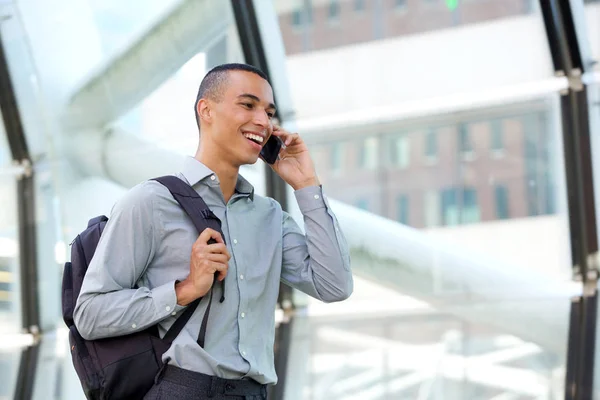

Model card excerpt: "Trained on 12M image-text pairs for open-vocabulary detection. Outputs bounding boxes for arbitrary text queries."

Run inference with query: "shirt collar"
[181,157,255,201]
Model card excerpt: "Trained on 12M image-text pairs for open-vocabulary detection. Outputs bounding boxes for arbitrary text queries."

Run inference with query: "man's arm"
[280,186,353,303]
[73,183,182,340]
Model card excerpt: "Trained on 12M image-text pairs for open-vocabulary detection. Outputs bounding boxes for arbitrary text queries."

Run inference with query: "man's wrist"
[175,279,197,306]
[291,177,320,191]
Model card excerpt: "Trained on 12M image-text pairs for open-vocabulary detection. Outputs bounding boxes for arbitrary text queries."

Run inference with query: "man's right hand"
[175,228,231,306]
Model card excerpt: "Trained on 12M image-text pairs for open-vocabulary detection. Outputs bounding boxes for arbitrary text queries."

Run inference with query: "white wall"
[286,13,554,120]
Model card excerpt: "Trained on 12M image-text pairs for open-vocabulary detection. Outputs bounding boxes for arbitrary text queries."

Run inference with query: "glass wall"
[0,0,599,399]
[0,0,259,398]
[0,122,20,400]
[586,0,600,397]
[276,0,576,398]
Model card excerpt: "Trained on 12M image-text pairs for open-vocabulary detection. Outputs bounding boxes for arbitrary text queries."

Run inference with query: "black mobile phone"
[260,135,283,164]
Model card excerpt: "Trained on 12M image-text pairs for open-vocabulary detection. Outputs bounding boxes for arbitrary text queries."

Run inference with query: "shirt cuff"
[295,185,327,213]
[152,280,183,315]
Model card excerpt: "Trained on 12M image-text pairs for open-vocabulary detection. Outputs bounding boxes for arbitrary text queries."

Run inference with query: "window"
[395,0,407,9]
[330,142,344,175]
[495,185,509,219]
[458,123,473,157]
[397,195,409,224]
[354,0,366,11]
[441,187,480,226]
[328,0,340,21]
[291,8,302,27]
[424,190,440,228]
[356,198,369,210]
[490,119,503,153]
[441,188,459,226]
[390,134,410,169]
[462,188,480,224]
[359,137,378,170]
[291,2,313,27]
[424,128,437,160]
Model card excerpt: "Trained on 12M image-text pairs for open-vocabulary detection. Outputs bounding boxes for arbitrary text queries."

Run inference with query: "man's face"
[206,70,276,167]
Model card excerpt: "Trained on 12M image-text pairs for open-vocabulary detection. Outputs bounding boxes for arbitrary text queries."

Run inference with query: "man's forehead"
[225,71,273,101]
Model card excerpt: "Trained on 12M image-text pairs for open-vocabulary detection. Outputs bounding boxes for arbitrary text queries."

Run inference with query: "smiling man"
[74,63,353,400]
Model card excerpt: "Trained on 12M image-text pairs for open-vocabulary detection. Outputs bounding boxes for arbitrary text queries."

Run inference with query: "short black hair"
[194,63,270,129]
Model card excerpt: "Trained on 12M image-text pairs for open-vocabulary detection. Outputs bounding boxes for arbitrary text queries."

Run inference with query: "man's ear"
[197,98,212,124]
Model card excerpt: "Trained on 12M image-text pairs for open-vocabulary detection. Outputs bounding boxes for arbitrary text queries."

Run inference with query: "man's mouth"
[242,132,265,145]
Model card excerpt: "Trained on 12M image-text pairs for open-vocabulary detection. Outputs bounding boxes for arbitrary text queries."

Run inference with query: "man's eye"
[241,103,253,109]
[267,112,275,118]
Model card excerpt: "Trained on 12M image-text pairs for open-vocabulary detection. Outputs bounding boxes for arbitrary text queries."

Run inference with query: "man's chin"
[237,155,260,167]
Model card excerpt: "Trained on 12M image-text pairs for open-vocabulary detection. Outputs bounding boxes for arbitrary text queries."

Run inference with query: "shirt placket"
[226,197,252,369]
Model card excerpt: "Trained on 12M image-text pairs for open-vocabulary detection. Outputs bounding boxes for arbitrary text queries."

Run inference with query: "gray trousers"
[143,365,268,400]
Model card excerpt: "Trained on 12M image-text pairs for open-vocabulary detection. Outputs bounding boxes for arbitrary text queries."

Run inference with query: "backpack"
[61,176,224,400]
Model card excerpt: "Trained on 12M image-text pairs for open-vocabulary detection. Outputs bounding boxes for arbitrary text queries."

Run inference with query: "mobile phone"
[260,135,283,164]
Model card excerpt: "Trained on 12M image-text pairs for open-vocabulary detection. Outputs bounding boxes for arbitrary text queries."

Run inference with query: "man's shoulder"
[112,178,173,214]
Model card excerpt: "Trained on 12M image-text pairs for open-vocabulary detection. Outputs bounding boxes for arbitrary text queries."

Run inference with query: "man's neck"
[194,149,239,204]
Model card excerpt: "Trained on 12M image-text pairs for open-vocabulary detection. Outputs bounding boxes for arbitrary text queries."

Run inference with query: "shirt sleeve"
[73,182,183,340]
[280,186,353,303]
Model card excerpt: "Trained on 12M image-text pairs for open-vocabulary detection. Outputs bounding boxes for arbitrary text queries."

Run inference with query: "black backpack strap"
[163,297,200,343]
[153,175,223,236]
[153,175,225,348]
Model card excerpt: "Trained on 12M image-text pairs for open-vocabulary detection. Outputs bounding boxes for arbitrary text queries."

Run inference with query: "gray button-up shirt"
[74,157,353,384]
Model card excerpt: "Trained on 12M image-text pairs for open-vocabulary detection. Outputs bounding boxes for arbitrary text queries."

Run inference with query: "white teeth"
[243,133,264,143]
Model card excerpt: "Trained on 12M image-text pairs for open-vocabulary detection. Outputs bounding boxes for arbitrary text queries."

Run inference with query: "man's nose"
[253,110,269,128]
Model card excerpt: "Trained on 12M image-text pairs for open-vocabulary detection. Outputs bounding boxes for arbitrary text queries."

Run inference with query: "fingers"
[197,228,224,244]
[206,243,231,260]
[214,263,228,281]
[204,252,230,264]
[190,258,229,279]
[271,126,302,147]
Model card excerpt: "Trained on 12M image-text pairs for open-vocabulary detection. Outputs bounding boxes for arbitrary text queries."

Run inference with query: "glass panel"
[586,1,600,393]
[0,0,252,398]
[0,111,20,400]
[0,352,20,400]
[275,0,573,398]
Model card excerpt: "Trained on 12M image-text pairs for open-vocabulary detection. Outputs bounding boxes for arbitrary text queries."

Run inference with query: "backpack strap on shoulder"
[152,175,223,237]
[152,175,225,348]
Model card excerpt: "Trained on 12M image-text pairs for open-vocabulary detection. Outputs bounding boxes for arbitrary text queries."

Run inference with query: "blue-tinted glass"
[292,9,302,26]
[356,198,369,210]
[495,185,509,219]
[397,195,409,224]
[329,0,340,19]
[425,129,437,157]
[458,123,472,153]
[331,143,343,170]
[491,119,503,151]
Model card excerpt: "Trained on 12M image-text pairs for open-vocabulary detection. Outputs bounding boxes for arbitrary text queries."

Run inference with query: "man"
[73,63,353,399]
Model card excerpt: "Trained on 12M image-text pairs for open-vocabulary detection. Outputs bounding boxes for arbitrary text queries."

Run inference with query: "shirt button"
[240,274,244,280]
[233,239,238,244]
[242,351,246,356]
[241,312,245,318]
[132,324,137,329]
[171,312,177,316]
[165,306,171,312]
[314,194,320,200]
[210,175,216,181]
